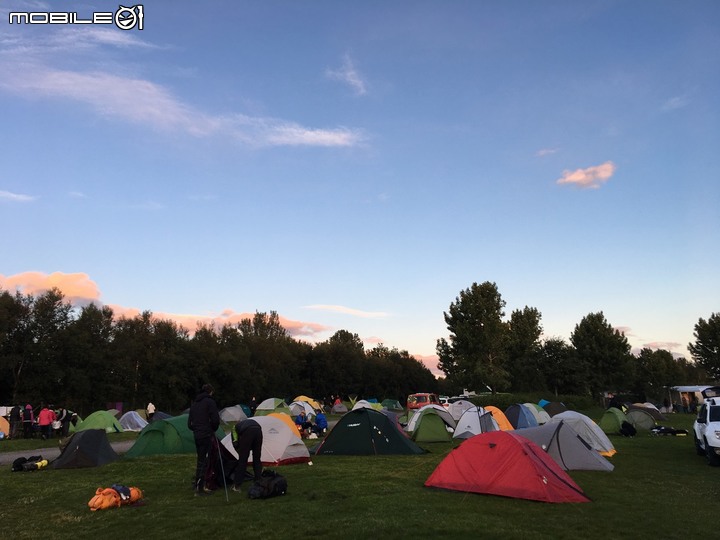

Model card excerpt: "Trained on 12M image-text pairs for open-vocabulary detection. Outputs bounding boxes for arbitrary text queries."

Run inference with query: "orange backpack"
[88,486,143,511]
[88,488,121,511]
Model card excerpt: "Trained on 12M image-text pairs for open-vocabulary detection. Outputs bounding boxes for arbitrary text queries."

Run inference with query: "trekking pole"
[216,438,229,502]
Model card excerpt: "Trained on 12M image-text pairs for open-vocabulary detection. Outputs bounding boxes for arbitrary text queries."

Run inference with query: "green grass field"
[1,412,714,540]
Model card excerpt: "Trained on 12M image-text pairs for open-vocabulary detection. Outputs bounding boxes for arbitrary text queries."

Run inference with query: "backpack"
[11,455,44,472]
[619,421,637,437]
[247,469,288,499]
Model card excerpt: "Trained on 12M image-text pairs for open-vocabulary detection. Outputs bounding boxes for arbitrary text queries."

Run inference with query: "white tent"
[219,405,248,424]
[448,399,474,421]
[119,411,148,432]
[289,400,316,419]
[222,416,310,466]
[549,411,616,456]
[453,406,499,439]
[352,400,382,411]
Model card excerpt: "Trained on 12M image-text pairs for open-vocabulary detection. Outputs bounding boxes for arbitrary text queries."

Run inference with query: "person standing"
[9,405,22,439]
[22,404,35,438]
[232,418,264,493]
[56,406,71,437]
[37,403,56,440]
[187,384,219,496]
[146,402,156,422]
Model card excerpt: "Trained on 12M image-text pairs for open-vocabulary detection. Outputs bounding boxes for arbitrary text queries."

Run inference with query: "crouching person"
[232,419,263,493]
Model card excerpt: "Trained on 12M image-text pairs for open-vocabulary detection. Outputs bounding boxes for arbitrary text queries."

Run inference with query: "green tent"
[599,407,627,434]
[76,410,123,434]
[313,408,425,455]
[125,414,224,458]
[412,412,452,442]
[406,407,455,443]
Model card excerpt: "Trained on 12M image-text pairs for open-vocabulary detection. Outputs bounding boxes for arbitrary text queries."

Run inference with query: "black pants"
[193,435,213,490]
[233,424,263,487]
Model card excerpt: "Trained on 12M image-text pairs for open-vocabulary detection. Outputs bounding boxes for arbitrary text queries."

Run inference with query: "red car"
[407,393,440,410]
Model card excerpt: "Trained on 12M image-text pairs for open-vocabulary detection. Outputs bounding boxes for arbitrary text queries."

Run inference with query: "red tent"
[424,431,590,503]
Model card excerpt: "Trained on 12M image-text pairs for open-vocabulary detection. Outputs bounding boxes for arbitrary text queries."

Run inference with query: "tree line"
[0,288,437,416]
[436,281,717,401]
[1,283,717,416]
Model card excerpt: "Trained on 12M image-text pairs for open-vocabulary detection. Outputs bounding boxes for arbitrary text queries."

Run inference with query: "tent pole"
[216,438,229,502]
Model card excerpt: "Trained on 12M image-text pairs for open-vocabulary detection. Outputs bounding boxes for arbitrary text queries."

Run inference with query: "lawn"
[0,413,713,540]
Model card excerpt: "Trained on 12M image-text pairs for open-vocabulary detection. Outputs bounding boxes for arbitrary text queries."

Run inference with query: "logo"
[115,5,144,30]
[9,5,144,31]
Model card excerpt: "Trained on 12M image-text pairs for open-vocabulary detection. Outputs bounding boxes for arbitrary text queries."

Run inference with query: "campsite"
[0,405,713,540]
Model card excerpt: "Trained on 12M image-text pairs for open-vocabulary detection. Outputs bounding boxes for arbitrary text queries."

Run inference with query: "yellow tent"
[0,416,10,437]
[293,395,322,411]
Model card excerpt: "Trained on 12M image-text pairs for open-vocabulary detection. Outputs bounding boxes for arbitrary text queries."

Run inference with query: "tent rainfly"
[513,420,614,472]
[425,430,591,503]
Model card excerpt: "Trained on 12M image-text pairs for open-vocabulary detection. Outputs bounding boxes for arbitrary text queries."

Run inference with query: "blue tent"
[505,403,539,429]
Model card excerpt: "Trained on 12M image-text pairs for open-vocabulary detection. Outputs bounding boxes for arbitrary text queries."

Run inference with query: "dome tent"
[425,430,590,503]
[53,429,119,469]
[314,408,425,456]
[125,414,224,458]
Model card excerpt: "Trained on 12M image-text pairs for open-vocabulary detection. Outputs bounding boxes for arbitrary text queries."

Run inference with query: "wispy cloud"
[130,200,165,210]
[536,148,559,157]
[643,341,682,351]
[0,190,36,202]
[556,161,616,189]
[305,304,389,318]
[662,95,690,111]
[326,54,368,96]
[0,29,364,148]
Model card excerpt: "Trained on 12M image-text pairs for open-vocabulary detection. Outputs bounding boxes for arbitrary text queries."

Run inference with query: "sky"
[1,1,719,378]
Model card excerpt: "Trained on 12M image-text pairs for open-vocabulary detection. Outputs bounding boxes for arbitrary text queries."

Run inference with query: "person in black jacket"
[232,418,264,492]
[188,383,220,496]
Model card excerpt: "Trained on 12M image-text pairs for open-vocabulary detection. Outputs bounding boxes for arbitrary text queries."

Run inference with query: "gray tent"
[514,420,614,472]
[219,405,249,424]
[53,429,119,469]
[626,408,656,431]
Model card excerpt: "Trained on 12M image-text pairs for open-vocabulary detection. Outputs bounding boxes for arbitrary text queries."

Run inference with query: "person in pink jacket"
[37,404,57,440]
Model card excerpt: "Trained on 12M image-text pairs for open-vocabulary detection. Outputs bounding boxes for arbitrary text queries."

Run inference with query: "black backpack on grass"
[248,469,288,499]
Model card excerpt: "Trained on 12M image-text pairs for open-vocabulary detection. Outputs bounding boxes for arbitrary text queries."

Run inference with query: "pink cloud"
[642,341,683,352]
[614,326,633,337]
[414,353,444,378]
[0,271,100,305]
[556,161,616,189]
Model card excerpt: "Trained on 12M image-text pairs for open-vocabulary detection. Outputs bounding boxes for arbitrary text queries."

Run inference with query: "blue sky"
[1,1,718,376]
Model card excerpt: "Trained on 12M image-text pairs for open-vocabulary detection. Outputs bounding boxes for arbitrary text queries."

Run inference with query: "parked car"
[693,387,720,466]
[439,396,450,408]
[407,393,440,410]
